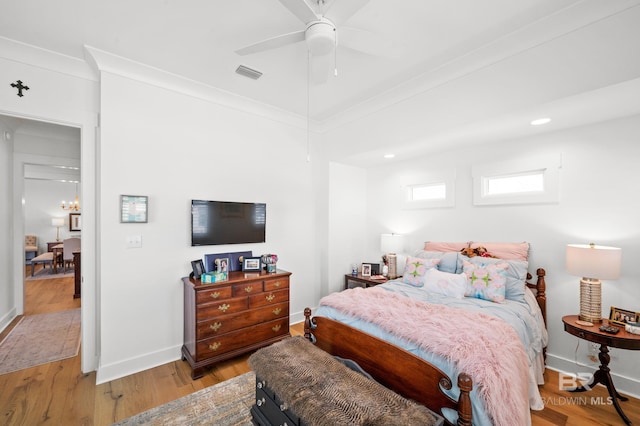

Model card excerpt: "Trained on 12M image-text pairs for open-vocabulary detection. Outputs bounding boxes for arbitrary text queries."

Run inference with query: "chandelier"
[61,183,80,211]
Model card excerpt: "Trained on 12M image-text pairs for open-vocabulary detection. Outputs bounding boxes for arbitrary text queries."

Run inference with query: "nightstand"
[344,273,388,290]
[562,315,640,425]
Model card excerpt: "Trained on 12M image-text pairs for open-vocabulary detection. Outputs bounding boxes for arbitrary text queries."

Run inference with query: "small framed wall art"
[69,213,81,231]
[120,195,148,223]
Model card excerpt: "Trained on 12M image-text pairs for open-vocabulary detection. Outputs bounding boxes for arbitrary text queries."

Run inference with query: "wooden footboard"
[304,307,472,426]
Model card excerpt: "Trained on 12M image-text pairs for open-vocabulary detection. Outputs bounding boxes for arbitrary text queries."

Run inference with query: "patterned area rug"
[0,309,81,375]
[26,268,75,281]
[114,372,255,426]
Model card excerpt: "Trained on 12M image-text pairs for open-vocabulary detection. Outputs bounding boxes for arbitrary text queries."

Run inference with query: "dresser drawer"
[264,276,289,292]
[196,317,289,360]
[197,302,289,340]
[196,286,233,304]
[249,288,289,308]
[232,281,262,297]
[196,296,248,321]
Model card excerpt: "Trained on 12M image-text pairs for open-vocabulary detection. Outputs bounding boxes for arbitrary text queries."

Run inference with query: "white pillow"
[422,268,467,299]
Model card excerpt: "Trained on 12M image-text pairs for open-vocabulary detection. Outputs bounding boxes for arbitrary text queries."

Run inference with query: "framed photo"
[242,257,262,272]
[216,257,229,272]
[69,213,81,231]
[120,195,148,223]
[191,259,205,279]
[609,306,640,326]
[361,263,371,277]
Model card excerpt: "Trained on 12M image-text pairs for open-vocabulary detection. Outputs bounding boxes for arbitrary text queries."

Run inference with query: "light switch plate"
[126,235,142,248]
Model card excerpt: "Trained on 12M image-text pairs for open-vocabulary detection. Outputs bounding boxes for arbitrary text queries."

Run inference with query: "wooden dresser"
[182,269,291,379]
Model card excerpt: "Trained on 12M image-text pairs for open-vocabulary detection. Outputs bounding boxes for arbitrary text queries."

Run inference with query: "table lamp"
[381,233,404,279]
[52,217,65,241]
[566,243,622,324]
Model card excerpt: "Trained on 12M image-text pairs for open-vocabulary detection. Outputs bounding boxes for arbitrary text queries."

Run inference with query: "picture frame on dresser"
[242,257,261,272]
[190,259,205,279]
[361,263,371,277]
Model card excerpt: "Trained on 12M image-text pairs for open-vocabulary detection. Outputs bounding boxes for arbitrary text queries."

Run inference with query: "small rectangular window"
[411,183,446,201]
[472,154,561,206]
[484,171,544,196]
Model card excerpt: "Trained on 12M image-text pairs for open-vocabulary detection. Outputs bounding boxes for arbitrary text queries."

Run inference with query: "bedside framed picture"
[190,259,205,279]
[609,306,639,326]
[242,257,261,272]
[361,263,371,277]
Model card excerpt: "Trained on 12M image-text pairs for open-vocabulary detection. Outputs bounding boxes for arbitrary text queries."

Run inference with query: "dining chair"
[62,237,81,273]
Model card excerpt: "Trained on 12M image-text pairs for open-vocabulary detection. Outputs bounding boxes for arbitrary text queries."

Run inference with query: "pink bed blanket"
[319,287,529,425]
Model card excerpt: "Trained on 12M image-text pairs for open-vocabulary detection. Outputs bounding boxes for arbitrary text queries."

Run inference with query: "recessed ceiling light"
[383,154,395,159]
[531,117,551,126]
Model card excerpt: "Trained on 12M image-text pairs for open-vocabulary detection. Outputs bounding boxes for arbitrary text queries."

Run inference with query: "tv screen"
[191,200,266,246]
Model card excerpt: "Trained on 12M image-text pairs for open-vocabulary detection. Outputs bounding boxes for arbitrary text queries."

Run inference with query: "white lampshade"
[566,243,622,323]
[566,244,621,279]
[51,217,65,227]
[381,233,404,254]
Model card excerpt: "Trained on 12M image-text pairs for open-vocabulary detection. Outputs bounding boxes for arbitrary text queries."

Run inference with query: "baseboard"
[0,308,17,335]
[95,344,182,385]
[546,353,640,399]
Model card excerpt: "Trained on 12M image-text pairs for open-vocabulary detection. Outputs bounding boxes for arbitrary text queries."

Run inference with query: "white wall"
[356,115,640,396]
[94,68,321,382]
[0,125,14,331]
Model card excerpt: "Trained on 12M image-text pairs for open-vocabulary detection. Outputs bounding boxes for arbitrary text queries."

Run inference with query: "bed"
[309,241,548,426]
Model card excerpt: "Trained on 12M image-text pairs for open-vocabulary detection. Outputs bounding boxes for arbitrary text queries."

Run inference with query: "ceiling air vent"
[235,65,263,80]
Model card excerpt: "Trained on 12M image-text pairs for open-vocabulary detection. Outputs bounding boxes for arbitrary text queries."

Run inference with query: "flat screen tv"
[191,200,266,246]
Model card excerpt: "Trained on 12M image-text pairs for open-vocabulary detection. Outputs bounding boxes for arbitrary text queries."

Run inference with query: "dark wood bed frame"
[303,268,547,426]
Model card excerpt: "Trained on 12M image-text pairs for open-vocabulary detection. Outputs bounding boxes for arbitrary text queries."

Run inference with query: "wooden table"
[562,315,640,425]
[344,273,388,289]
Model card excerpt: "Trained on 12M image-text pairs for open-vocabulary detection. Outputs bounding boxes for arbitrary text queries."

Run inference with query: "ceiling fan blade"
[324,0,370,26]
[235,30,306,56]
[339,26,401,57]
[309,53,333,85]
[278,0,318,25]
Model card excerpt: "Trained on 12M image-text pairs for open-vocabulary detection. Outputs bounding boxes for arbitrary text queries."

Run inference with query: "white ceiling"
[2,0,640,163]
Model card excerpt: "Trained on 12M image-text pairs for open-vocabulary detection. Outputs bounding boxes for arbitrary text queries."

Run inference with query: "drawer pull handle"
[272,308,282,316]
[209,322,222,331]
[272,324,281,332]
[256,397,265,407]
[273,281,282,287]
[244,286,253,293]
[579,331,585,338]
[210,292,221,299]
[266,294,275,302]
[209,342,221,351]
[257,380,266,389]
[280,403,288,411]
[218,303,230,312]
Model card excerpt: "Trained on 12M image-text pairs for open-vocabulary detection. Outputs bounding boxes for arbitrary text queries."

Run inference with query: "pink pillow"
[423,242,469,252]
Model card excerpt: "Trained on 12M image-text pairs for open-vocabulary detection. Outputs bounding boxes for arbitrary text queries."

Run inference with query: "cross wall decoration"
[10,80,30,97]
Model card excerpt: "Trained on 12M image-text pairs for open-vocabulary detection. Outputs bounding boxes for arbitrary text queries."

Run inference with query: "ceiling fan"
[235,0,389,84]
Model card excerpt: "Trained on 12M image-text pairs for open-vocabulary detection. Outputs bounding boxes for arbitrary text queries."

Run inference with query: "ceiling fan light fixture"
[305,20,336,56]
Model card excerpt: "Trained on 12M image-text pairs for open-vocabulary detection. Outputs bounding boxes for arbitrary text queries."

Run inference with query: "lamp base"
[579,278,603,324]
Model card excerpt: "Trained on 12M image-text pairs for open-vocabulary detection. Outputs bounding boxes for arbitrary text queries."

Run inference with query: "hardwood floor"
[1,269,638,425]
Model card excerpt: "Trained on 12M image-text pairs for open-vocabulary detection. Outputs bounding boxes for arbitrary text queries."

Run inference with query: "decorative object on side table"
[565,243,622,323]
[190,259,205,279]
[381,233,404,279]
[609,306,639,327]
[261,254,278,273]
[361,264,371,277]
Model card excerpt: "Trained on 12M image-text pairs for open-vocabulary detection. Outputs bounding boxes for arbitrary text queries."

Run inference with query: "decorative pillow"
[422,268,467,298]
[462,260,508,303]
[402,257,440,287]
[463,256,528,302]
[413,250,461,274]
[469,242,529,261]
